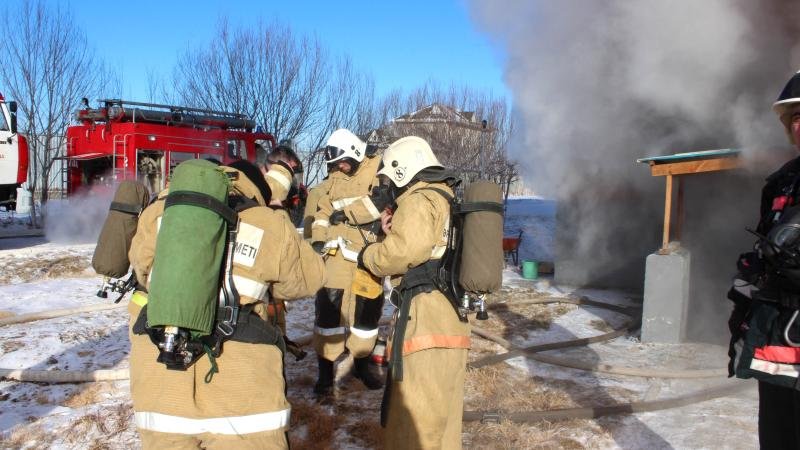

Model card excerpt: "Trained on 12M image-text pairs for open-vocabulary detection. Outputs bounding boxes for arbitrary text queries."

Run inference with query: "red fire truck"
[0,92,28,208]
[65,99,275,195]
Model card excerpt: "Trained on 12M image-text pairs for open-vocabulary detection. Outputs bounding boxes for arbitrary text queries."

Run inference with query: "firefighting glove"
[726,285,752,335]
[330,210,347,225]
[311,241,325,253]
[736,252,764,284]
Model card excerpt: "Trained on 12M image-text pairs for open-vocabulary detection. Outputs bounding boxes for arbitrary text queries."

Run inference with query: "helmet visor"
[325,145,347,163]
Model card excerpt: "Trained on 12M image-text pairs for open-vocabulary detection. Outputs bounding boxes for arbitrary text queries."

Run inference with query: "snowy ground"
[0,197,759,449]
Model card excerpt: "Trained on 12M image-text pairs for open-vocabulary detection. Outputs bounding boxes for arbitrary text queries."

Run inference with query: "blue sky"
[45,0,508,102]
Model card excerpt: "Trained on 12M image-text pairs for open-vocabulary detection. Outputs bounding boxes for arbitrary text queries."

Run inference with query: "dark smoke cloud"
[469,2,800,341]
[469,0,800,194]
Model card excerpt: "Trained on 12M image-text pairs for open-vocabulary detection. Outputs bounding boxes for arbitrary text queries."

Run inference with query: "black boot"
[314,356,334,396]
[353,356,383,390]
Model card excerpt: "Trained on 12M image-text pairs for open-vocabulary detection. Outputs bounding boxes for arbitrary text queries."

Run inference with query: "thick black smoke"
[470,1,800,341]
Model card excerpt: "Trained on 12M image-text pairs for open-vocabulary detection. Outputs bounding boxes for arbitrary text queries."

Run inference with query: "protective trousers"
[128,300,289,449]
[313,286,384,360]
[759,381,800,449]
[384,347,468,450]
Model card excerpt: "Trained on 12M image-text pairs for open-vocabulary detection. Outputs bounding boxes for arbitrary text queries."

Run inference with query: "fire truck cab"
[0,93,28,208]
[65,99,275,196]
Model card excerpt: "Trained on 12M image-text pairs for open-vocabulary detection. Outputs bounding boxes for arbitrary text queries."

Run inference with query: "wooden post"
[675,177,684,242]
[661,174,673,253]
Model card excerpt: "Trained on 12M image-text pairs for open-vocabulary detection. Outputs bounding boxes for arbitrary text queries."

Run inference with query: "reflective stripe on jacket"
[135,408,290,435]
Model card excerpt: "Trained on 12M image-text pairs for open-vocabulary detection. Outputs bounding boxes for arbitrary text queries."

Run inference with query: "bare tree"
[172,20,383,186]
[0,0,116,225]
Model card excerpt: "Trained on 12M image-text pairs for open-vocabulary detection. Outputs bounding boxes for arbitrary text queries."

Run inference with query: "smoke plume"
[470,1,800,341]
[470,0,800,195]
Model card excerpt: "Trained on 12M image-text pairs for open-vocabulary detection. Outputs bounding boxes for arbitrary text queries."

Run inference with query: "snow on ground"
[504,197,556,264]
[0,197,759,449]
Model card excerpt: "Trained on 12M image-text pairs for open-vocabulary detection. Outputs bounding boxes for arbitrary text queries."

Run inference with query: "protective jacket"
[303,175,335,239]
[127,167,325,449]
[311,155,385,360]
[731,156,800,388]
[312,155,383,274]
[361,180,470,450]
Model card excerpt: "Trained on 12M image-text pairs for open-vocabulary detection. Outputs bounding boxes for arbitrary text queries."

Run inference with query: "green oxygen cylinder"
[146,159,231,336]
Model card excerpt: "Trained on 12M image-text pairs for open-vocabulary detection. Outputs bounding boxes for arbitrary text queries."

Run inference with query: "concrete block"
[641,246,690,343]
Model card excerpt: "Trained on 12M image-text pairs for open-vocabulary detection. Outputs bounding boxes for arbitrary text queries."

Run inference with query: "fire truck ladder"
[98,99,256,131]
[112,133,127,181]
[60,138,73,199]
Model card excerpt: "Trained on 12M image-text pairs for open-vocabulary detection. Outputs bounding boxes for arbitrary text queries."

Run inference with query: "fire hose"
[0,295,747,426]
[464,296,744,423]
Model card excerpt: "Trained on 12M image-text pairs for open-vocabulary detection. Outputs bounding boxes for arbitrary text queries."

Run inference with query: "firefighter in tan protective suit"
[310,128,389,396]
[127,158,325,449]
[358,136,470,450]
[255,143,306,343]
[302,163,338,239]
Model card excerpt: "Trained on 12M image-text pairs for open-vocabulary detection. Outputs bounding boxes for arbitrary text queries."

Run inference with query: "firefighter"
[310,128,387,396]
[127,159,325,449]
[249,147,308,359]
[729,71,800,449]
[303,163,339,239]
[358,136,469,449]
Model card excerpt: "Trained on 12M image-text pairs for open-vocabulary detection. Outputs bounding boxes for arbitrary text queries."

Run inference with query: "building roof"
[393,103,478,125]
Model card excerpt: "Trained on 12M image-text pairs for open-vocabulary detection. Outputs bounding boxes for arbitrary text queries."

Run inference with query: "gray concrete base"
[641,245,691,343]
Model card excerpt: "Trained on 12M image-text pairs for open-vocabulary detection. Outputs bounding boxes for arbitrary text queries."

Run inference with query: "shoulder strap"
[416,186,455,204]
[109,201,143,215]
[165,191,238,225]
[460,201,504,214]
[228,195,260,213]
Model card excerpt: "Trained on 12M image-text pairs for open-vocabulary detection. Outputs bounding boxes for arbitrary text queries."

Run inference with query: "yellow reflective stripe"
[339,243,359,262]
[266,169,291,191]
[315,326,347,336]
[431,245,447,258]
[350,326,378,339]
[313,219,330,228]
[134,409,290,435]
[332,196,360,210]
[361,197,381,220]
[232,275,269,300]
[131,291,148,307]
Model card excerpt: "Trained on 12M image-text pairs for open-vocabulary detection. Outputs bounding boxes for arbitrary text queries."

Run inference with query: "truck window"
[0,111,8,131]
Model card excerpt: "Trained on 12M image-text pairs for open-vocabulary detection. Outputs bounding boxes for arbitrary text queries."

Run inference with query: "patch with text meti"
[233,222,264,267]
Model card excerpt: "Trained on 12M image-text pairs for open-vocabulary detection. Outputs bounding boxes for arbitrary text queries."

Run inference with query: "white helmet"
[324,128,366,164]
[774,71,800,144]
[378,136,442,188]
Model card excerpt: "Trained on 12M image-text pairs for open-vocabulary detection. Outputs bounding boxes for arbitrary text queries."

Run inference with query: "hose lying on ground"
[470,296,727,378]
[0,294,751,426]
[0,303,127,327]
[462,296,743,423]
[0,368,129,383]
[0,296,725,386]
[462,380,750,423]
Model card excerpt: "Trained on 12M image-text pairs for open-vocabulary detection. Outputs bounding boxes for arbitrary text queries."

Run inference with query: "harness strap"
[133,304,284,350]
[165,191,239,225]
[109,201,143,215]
[459,201,504,214]
[390,260,440,382]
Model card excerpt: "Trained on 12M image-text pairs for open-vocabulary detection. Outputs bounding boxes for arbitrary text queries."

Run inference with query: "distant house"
[363,103,484,150]
[362,103,528,197]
